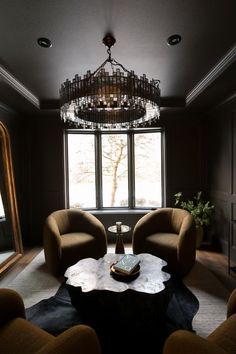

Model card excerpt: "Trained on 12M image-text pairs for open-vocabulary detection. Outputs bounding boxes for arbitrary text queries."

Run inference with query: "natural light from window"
[102,134,128,207]
[67,130,163,209]
[134,133,162,207]
[68,134,96,208]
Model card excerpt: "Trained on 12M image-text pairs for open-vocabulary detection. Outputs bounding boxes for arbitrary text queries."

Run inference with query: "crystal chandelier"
[60,34,160,129]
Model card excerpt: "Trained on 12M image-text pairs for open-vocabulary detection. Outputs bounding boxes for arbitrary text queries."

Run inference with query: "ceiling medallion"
[60,34,160,129]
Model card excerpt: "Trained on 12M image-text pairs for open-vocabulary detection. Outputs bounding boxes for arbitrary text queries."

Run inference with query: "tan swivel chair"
[0,288,101,354]
[132,207,196,277]
[163,288,236,354]
[43,208,107,276]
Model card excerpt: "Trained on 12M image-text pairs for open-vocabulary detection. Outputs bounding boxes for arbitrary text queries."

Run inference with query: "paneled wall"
[206,96,236,262]
[23,113,65,245]
[21,111,206,245]
[163,113,207,206]
[1,99,235,259]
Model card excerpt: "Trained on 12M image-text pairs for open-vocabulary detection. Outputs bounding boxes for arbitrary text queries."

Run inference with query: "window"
[102,134,128,208]
[67,134,96,209]
[65,129,164,209]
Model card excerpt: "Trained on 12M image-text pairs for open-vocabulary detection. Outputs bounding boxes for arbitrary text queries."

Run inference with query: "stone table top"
[108,224,130,234]
[64,253,170,294]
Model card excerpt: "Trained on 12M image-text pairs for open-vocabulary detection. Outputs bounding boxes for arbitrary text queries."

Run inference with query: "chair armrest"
[36,325,101,354]
[132,211,155,253]
[79,211,107,248]
[44,216,61,249]
[163,330,227,354]
[177,215,196,276]
[227,289,236,318]
[43,216,62,275]
[0,288,25,326]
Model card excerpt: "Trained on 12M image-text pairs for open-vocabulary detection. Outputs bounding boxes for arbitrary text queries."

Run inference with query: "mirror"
[0,121,23,275]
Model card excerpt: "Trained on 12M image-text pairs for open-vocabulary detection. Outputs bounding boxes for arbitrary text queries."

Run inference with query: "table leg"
[115,233,125,254]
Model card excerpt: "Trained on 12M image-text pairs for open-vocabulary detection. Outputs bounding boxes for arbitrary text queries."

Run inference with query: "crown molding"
[186,45,236,106]
[0,44,236,112]
[0,65,40,109]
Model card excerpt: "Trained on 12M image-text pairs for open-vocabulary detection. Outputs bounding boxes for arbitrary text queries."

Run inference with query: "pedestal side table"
[108,224,130,253]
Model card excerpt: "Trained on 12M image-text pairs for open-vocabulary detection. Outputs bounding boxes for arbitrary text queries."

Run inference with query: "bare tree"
[102,135,127,206]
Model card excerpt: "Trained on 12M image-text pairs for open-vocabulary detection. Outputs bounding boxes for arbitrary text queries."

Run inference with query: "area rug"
[0,248,230,339]
[26,278,199,335]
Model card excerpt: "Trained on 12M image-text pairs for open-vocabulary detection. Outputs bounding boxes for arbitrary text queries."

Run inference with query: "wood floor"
[196,246,236,292]
[1,245,236,293]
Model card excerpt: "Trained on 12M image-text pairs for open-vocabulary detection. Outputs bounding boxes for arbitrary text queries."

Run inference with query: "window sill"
[88,209,151,215]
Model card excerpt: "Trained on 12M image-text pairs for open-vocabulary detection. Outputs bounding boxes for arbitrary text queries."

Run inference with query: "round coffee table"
[65,253,171,354]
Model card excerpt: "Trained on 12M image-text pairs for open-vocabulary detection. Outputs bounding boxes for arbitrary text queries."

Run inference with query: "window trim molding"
[64,127,165,211]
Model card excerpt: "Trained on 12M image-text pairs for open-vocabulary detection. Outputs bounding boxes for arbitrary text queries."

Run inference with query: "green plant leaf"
[173,191,214,227]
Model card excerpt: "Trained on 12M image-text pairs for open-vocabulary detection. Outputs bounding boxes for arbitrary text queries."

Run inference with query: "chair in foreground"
[163,288,236,354]
[132,207,196,277]
[43,208,107,276]
[0,288,101,354]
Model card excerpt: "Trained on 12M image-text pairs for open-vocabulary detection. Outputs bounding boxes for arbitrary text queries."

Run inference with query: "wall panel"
[206,97,236,262]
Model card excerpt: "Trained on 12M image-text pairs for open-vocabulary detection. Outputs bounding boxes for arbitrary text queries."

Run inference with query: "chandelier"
[60,34,160,129]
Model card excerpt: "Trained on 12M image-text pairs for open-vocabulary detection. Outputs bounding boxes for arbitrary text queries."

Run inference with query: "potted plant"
[174,191,214,248]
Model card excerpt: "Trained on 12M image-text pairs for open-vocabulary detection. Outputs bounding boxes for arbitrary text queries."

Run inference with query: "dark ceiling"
[0,0,235,115]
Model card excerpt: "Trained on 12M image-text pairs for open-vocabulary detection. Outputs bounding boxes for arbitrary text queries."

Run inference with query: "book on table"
[113,254,140,275]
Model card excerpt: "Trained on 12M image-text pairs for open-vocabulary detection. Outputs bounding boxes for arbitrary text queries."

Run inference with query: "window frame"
[64,128,165,211]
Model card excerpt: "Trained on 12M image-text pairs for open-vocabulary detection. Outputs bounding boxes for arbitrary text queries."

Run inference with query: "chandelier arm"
[92,57,111,76]
[92,56,131,77]
[110,58,131,74]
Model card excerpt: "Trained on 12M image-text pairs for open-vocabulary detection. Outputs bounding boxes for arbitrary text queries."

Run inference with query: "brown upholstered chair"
[132,207,196,277]
[163,288,236,354]
[0,288,101,354]
[43,208,107,276]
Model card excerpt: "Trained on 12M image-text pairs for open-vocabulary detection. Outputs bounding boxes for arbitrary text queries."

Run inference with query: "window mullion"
[95,133,103,209]
[161,129,166,207]
[128,132,135,208]
[64,131,70,208]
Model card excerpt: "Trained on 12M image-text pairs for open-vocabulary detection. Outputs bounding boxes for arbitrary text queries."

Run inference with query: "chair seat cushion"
[0,318,53,354]
[144,233,178,266]
[61,232,95,248]
[61,233,99,271]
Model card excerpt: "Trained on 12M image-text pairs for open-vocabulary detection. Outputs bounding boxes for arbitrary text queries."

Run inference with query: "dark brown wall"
[206,95,236,261]
[1,98,235,262]
[21,111,207,245]
[0,104,215,250]
[163,112,207,206]
[23,113,65,245]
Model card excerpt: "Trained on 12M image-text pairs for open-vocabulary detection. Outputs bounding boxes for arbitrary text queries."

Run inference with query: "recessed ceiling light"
[167,34,181,46]
[37,37,52,48]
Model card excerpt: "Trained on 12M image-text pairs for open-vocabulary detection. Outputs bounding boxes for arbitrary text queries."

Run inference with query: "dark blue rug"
[26,278,199,353]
